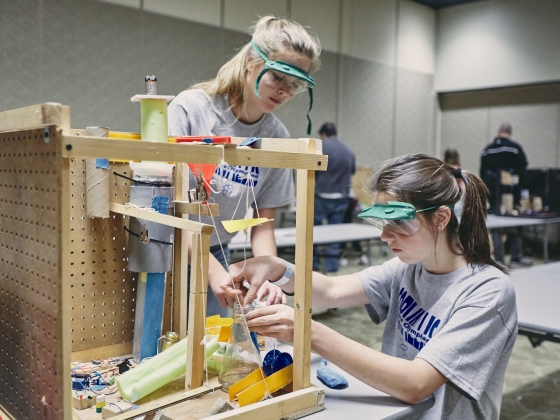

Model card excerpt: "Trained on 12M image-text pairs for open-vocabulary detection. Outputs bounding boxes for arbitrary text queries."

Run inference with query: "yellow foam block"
[237,364,293,407]
[221,218,273,234]
[206,317,233,327]
[228,368,264,402]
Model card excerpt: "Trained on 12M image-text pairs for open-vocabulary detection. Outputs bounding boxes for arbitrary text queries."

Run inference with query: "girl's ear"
[435,206,452,231]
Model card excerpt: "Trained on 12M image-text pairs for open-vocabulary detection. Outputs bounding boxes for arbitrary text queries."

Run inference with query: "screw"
[66,144,72,151]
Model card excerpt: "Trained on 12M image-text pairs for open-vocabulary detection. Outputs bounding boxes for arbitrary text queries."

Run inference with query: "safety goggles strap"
[306,88,313,135]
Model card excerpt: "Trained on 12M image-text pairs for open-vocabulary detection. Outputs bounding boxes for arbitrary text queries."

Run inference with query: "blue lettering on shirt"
[397,287,441,351]
[215,165,260,197]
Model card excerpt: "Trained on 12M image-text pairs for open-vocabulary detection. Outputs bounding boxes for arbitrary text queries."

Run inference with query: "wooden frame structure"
[0,103,327,419]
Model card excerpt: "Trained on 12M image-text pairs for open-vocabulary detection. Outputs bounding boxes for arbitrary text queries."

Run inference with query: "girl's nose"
[380,226,395,242]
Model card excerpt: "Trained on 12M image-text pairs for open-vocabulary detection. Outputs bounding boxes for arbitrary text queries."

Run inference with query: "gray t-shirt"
[168,89,295,247]
[355,258,517,419]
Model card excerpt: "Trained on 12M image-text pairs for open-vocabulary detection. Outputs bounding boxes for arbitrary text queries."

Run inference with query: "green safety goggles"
[358,201,454,236]
[251,41,316,134]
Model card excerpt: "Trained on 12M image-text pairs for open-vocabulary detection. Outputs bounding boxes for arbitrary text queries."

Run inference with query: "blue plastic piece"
[263,350,293,376]
[71,377,87,391]
[272,352,293,373]
[316,359,348,390]
[263,350,281,376]
[202,138,213,144]
[151,196,169,214]
[239,137,261,147]
[139,273,166,360]
[95,158,110,169]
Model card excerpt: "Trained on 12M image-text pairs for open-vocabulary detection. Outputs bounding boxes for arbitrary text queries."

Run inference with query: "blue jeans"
[187,244,231,320]
[313,196,348,272]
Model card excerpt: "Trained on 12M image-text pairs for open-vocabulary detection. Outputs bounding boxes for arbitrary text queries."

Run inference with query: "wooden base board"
[160,385,324,420]
[71,341,133,362]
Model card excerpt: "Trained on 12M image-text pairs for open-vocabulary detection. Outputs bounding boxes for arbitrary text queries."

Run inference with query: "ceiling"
[411,0,483,10]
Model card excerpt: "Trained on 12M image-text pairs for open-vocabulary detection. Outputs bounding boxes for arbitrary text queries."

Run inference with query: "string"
[175,153,271,398]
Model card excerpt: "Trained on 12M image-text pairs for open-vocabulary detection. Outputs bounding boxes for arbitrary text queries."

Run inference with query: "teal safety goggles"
[358,201,454,236]
[251,41,316,134]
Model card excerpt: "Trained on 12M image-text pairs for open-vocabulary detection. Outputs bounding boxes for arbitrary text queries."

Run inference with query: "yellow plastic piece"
[237,364,294,407]
[228,368,264,402]
[218,325,231,343]
[205,326,221,336]
[206,317,234,327]
[108,132,141,140]
[221,218,274,234]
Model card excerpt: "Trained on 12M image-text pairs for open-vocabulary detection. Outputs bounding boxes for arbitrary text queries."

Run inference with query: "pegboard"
[0,127,64,419]
[68,158,136,352]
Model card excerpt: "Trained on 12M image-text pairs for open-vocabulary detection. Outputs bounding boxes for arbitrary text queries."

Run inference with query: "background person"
[313,122,356,272]
[443,147,464,218]
[168,15,322,316]
[224,154,517,420]
[480,123,531,265]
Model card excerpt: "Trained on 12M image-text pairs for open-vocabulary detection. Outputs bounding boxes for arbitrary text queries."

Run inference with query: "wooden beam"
[60,135,327,171]
[293,138,317,391]
[175,202,220,217]
[59,135,73,420]
[210,385,325,420]
[107,385,219,420]
[0,102,63,132]
[185,233,210,391]
[71,341,132,362]
[109,203,214,235]
[173,163,189,339]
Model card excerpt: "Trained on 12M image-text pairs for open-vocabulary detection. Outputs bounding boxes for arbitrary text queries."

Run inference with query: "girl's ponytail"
[457,171,507,273]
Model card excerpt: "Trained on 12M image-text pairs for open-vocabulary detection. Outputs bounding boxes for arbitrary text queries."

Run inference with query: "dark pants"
[492,228,524,262]
[313,196,348,272]
[187,244,230,320]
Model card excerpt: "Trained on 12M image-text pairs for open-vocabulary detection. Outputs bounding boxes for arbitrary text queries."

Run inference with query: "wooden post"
[173,163,189,339]
[58,130,73,420]
[185,232,210,390]
[293,138,319,390]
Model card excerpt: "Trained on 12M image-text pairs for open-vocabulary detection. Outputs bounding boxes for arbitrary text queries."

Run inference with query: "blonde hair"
[191,15,321,115]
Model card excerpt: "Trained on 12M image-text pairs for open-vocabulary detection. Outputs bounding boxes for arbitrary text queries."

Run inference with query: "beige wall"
[436,0,560,92]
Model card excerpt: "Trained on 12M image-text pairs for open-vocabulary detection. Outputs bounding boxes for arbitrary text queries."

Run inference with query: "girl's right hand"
[221,256,287,306]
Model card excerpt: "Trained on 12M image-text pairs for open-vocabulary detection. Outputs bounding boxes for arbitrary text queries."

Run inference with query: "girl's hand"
[209,273,236,308]
[221,256,287,306]
[246,304,295,342]
[256,281,287,305]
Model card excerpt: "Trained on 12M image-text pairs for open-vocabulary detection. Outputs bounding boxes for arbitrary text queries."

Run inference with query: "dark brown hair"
[370,154,506,273]
[443,148,461,167]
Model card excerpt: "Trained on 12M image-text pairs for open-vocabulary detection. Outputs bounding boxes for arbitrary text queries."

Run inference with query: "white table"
[306,353,435,419]
[229,223,381,251]
[486,215,560,262]
[509,262,560,347]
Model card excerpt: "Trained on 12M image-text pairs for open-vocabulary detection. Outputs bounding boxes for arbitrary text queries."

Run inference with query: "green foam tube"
[117,336,223,402]
[117,337,188,402]
[140,99,168,143]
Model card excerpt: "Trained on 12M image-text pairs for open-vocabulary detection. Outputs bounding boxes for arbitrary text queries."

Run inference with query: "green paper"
[140,99,168,143]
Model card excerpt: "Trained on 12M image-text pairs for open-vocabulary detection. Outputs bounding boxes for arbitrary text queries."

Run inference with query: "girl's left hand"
[256,281,287,305]
[246,304,295,342]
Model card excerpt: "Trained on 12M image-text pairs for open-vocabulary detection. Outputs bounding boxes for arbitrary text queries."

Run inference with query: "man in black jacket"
[480,123,531,266]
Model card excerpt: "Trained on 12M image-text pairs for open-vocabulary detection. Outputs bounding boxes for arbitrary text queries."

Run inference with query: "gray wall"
[0,0,436,170]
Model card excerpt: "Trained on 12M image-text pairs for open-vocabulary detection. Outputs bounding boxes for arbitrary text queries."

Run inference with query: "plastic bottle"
[95,394,106,413]
[218,302,262,392]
